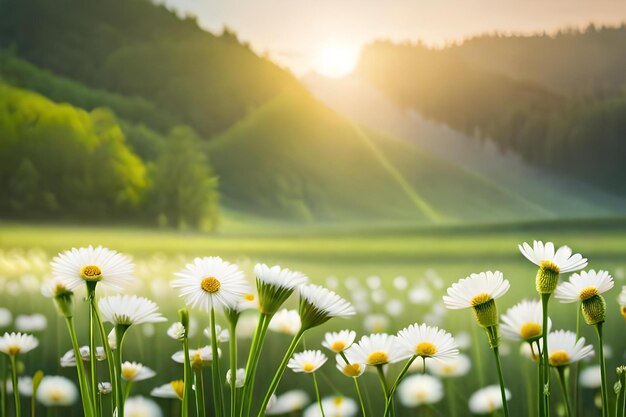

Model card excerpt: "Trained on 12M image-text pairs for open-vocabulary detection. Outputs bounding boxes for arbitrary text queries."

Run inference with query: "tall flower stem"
[87,287,99,417]
[353,378,367,417]
[312,373,326,417]
[228,320,238,417]
[114,325,129,417]
[541,293,551,417]
[383,355,417,417]
[210,307,225,417]
[8,356,19,417]
[256,329,305,417]
[445,379,458,417]
[65,317,95,417]
[594,323,609,417]
[555,367,572,417]
[1,355,7,417]
[240,313,270,417]
[376,365,392,417]
[194,368,206,417]
[181,333,192,417]
[534,341,544,417]
[486,326,510,417]
[90,293,116,417]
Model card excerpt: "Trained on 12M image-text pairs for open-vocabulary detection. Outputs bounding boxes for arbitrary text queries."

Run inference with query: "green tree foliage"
[151,127,219,230]
[0,83,148,218]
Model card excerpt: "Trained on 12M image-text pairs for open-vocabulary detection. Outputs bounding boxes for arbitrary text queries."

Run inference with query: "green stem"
[312,373,325,417]
[123,381,133,401]
[595,323,609,417]
[445,379,457,417]
[65,317,95,417]
[87,288,99,417]
[489,326,509,417]
[114,325,128,417]
[383,355,417,417]
[9,356,19,417]
[2,355,8,417]
[353,377,367,417]
[555,367,572,417]
[534,342,544,417]
[228,320,238,417]
[181,336,192,417]
[210,308,225,417]
[618,369,626,417]
[375,365,393,417]
[194,368,206,417]
[91,300,115,394]
[541,293,551,417]
[470,319,486,386]
[241,313,271,417]
[256,329,305,417]
[574,304,581,417]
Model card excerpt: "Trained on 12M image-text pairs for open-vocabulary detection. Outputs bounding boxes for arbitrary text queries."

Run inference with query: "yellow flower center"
[80,265,102,281]
[579,286,599,301]
[333,397,344,406]
[415,341,437,357]
[201,277,221,293]
[191,351,204,369]
[540,260,560,274]
[520,322,542,339]
[471,293,492,306]
[121,366,138,380]
[414,390,428,401]
[6,345,20,356]
[170,380,185,400]
[549,350,570,366]
[331,341,346,352]
[243,293,255,301]
[342,363,362,377]
[441,365,455,375]
[621,306,626,319]
[302,362,316,372]
[48,390,63,401]
[367,351,389,365]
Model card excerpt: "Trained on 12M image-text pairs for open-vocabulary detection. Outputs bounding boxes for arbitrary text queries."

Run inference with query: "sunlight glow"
[313,43,360,78]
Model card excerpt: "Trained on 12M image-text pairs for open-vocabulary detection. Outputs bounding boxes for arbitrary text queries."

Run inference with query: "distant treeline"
[357,26,626,194]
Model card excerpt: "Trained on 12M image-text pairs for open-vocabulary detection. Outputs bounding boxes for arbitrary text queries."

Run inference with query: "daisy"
[226,368,245,388]
[254,263,308,314]
[547,330,594,367]
[469,385,512,414]
[555,270,614,303]
[98,382,112,395]
[288,350,328,373]
[363,314,390,333]
[14,314,47,333]
[298,284,355,329]
[125,396,163,417]
[151,381,184,400]
[172,346,218,369]
[266,390,310,415]
[203,325,230,342]
[121,362,156,382]
[500,299,550,342]
[171,257,249,312]
[50,245,134,291]
[6,376,33,396]
[335,354,366,378]
[620,286,626,319]
[397,374,443,407]
[322,330,356,353]
[428,353,472,378]
[580,365,602,389]
[0,332,38,356]
[303,396,358,417]
[518,241,587,293]
[396,323,458,362]
[41,277,73,299]
[98,295,166,327]
[268,309,301,335]
[0,308,12,328]
[345,333,407,366]
[36,376,78,407]
[167,322,185,341]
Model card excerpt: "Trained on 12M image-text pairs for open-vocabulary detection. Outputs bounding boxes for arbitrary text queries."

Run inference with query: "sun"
[313,43,360,78]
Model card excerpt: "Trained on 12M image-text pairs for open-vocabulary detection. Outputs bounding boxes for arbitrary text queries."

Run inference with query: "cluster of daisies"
[0,241,625,417]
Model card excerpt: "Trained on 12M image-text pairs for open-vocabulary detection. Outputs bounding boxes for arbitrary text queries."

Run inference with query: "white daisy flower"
[335,354,366,378]
[620,286,626,319]
[469,385,512,414]
[408,286,433,305]
[268,309,301,335]
[0,308,12,328]
[298,284,355,329]
[454,332,471,350]
[172,346,219,368]
[518,241,587,274]
[385,299,404,317]
[397,374,443,407]
[363,314,390,333]
[0,332,38,356]
[500,299,550,342]
[547,330,594,367]
[167,322,185,341]
[322,330,356,353]
[171,257,249,311]
[59,346,106,367]
[254,263,308,314]
[396,323,459,361]
[428,353,472,378]
[36,376,78,407]
[6,376,33,396]
[203,325,230,342]
[50,245,134,291]
[580,365,602,389]
[98,382,112,395]
[236,315,259,339]
[265,390,310,415]
[555,270,614,303]
[15,314,47,333]
[226,368,245,388]
[288,350,328,373]
[125,396,163,417]
[98,295,166,326]
[40,277,72,299]
[150,381,184,400]
[121,362,156,382]
[303,396,358,417]
[345,333,407,366]
[443,271,510,310]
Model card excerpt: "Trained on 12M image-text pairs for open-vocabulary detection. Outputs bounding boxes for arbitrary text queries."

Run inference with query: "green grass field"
[1,220,625,416]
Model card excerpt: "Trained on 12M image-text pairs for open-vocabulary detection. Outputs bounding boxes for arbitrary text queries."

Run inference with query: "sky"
[159,0,626,77]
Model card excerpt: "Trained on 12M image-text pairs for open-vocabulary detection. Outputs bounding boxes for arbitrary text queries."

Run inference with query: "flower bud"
[536,260,560,294]
[472,298,499,328]
[581,295,606,325]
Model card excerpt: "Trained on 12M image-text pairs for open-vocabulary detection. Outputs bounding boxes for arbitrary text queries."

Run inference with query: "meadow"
[0,219,625,416]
